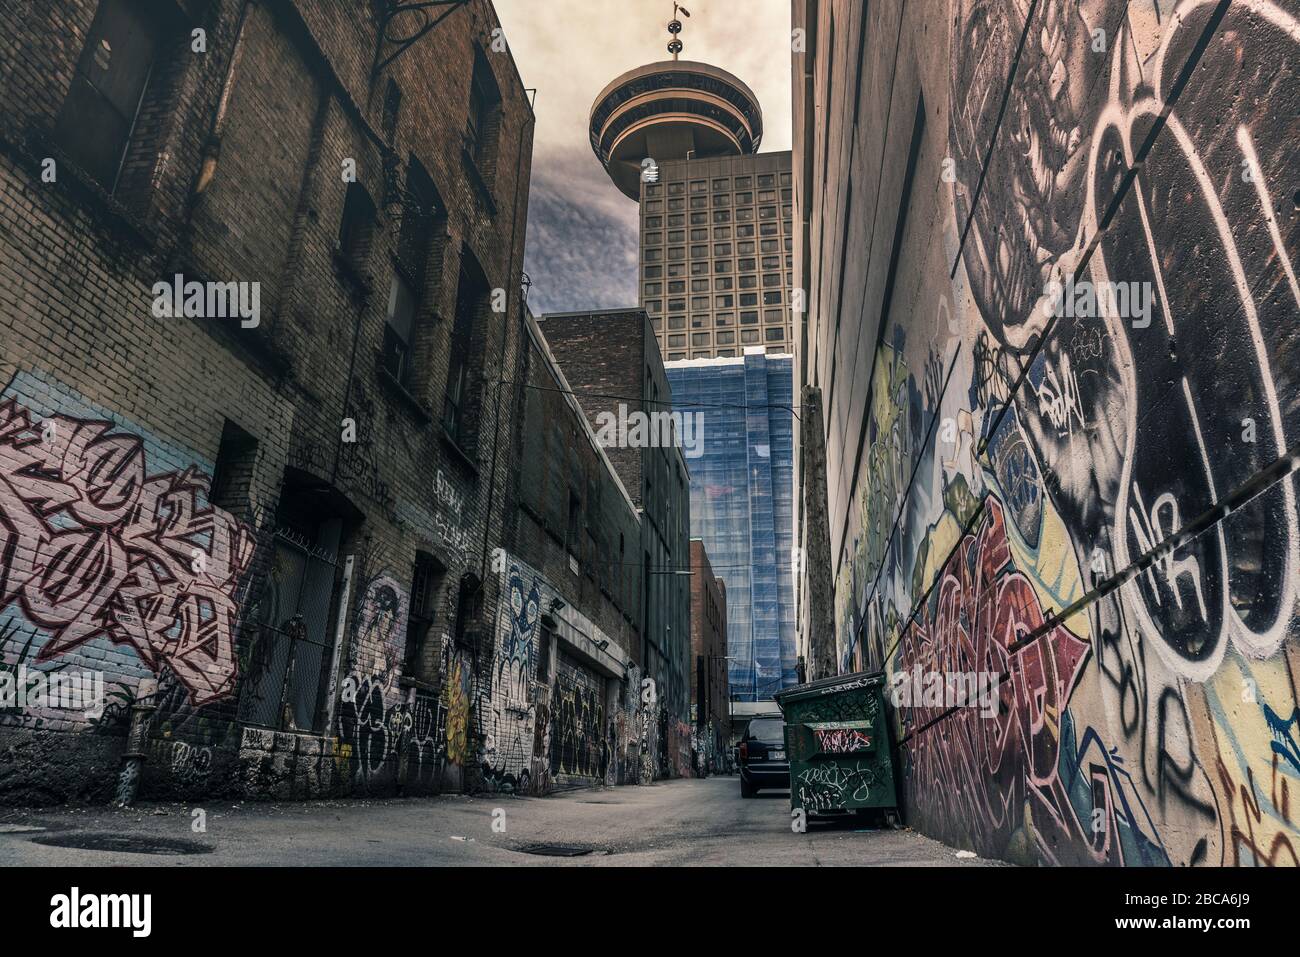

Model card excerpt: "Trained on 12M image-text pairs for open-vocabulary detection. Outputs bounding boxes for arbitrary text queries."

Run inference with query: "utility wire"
[550,558,792,573]
[894,437,1300,748]
[840,0,1233,681]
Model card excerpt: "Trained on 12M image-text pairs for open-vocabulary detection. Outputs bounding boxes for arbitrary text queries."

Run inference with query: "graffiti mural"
[0,373,256,709]
[898,495,1100,862]
[474,552,653,793]
[444,652,471,767]
[824,0,1300,866]
[397,687,444,793]
[337,575,408,785]
[481,561,541,791]
[550,658,608,781]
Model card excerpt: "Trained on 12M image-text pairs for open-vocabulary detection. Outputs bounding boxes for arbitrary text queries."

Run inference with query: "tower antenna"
[668,3,691,60]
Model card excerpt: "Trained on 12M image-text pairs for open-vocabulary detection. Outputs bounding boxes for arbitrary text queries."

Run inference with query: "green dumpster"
[774,671,898,821]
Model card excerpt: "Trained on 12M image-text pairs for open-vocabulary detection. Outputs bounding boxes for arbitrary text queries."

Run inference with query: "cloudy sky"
[494,0,793,315]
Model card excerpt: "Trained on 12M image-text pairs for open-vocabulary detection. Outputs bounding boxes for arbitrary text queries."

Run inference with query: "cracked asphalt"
[0,774,1001,866]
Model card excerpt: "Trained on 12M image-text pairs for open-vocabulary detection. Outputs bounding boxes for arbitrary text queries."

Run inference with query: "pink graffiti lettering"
[0,397,255,705]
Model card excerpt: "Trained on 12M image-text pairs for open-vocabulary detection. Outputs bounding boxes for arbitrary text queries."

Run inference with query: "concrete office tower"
[639,153,796,361]
[666,350,796,709]
[588,33,795,360]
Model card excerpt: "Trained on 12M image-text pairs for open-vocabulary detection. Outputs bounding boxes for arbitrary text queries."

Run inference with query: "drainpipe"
[480,91,537,584]
[113,678,158,808]
[322,554,356,735]
[193,0,255,200]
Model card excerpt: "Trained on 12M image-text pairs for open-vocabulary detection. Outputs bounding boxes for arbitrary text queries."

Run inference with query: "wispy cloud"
[495,0,792,314]
[523,151,641,314]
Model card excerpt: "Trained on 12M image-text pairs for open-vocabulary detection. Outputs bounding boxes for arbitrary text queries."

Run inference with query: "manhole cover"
[30,833,213,856]
[516,843,595,857]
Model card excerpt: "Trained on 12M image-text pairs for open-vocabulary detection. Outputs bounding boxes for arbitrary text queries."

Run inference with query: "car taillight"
[739,741,748,760]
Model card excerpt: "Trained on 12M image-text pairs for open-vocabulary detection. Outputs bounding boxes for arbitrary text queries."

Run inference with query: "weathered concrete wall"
[797,384,837,680]
[796,0,1300,865]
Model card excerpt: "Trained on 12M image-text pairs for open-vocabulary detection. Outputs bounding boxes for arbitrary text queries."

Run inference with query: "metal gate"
[549,651,609,781]
[238,529,339,732]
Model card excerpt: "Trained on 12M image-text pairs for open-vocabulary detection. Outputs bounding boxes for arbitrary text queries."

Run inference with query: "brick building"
[533,309,694,778]
[494,308,650,791]
[688,538,728,775]
[0,0,537,802]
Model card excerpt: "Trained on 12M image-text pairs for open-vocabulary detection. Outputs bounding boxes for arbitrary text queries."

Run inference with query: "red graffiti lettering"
[899,496,1092,862]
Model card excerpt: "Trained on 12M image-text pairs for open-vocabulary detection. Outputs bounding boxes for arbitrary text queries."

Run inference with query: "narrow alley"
[0,776,995,867]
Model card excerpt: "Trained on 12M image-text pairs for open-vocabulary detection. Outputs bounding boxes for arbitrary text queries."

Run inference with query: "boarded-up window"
[54,0,166,191]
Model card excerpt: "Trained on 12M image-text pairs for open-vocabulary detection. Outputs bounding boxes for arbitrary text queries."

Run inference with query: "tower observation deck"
[589,56,764,201]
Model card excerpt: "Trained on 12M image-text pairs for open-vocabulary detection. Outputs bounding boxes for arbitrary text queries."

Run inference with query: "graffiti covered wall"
[476,554,617,793]
[0,371,256,711]
[474,552,682,793]
[479,557,544,793]
[336,574,411,790]
[0,371,454,802]
[803,0,1300,865]
[0,0,542,807]
[0,370,261,800]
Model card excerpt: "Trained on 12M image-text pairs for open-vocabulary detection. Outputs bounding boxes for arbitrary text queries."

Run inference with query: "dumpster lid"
[773,670,885,709]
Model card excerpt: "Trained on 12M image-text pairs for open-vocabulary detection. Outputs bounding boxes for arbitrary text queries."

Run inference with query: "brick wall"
[0,0,534,803]
[534,308,694,776]
[512,314,642,662]
[689,538,729,773]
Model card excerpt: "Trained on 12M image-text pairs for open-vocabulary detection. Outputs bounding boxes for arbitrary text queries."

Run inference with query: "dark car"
[738,715,789,797]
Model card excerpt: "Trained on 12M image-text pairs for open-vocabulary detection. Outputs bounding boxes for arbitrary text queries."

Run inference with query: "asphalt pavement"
[0,774,1000,866]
